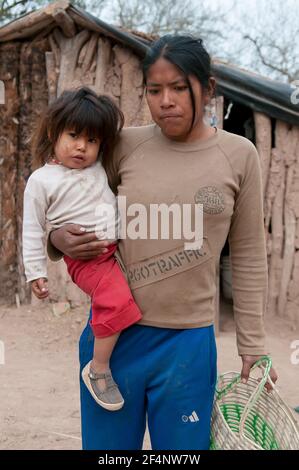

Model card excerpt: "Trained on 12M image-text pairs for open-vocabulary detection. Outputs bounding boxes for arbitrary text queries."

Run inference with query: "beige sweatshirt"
[48,125,268,356]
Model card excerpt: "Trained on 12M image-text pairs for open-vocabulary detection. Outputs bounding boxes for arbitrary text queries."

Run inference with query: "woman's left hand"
[240,355,278,392]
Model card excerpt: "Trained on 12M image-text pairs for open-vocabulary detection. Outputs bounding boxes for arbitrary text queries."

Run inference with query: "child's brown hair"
[32,87,124,172]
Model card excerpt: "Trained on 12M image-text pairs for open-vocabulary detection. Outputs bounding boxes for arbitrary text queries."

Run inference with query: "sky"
[2,0,297,83]
[91,0,298,83]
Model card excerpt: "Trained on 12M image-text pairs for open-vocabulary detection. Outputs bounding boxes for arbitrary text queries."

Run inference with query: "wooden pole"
[267,148,285,316]
[277,126,299,318]
[55,29,90,95]
[254,112,272,200]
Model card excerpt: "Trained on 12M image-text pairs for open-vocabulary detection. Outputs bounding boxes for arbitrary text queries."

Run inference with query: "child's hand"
[31,278,49,299]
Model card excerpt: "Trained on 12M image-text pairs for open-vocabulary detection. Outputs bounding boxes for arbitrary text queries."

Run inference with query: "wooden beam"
[296,219,299,250]
[254,112,272,200]
[53,8,76,38]
[82,33,98,74]
[267,150,285,316]
[277,126,299,317]
[277,165,296,316]
[55,29,90,95]
[287,252,299,302]
[0,1,70,42]
[0,80,4,104]
[45,52,57,104]
[114,45,146,126]
[94,37,111,94]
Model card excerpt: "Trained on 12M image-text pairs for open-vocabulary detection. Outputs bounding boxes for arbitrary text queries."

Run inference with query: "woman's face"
[145,57,211,142]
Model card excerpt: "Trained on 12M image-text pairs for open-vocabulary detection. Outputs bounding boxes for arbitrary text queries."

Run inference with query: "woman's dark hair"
[32,86,124,170]
[142,35,212,128]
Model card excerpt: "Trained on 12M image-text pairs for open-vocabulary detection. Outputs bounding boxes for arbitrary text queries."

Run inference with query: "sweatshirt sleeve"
[228,143,268,356]
[22,178,48,282]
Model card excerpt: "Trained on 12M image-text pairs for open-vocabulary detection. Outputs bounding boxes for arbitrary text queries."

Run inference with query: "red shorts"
[64,243,142,338]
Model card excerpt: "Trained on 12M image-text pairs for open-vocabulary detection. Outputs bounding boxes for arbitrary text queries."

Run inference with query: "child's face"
[54,129,101,169]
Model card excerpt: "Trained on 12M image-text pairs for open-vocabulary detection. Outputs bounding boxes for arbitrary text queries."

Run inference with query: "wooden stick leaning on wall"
[45,52,57,104]
[94,37,111,95]
[254,112,272,201]
[266,122,288,316]
[277,127,299,319]
[54,28,90,95]
[114,45,146,126]
[267,161,285,316]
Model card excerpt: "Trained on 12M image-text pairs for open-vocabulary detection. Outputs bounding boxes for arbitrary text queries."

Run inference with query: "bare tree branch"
[244,35,294,82]
[0,0,41,24]
[108,0,230,50]
[0,0,102,25]
[227,0,299,83]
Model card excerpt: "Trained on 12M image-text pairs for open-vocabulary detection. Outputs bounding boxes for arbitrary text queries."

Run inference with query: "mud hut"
[0,1,299,329]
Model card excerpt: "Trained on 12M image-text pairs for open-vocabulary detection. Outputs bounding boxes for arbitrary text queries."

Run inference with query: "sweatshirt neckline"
[154,125,222,152]
[44,161,99,170]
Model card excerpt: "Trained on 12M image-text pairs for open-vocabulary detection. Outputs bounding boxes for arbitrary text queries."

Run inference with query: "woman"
[48,35,277,450]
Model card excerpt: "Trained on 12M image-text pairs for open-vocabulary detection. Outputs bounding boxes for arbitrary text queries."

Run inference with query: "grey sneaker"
[82,360,124,411]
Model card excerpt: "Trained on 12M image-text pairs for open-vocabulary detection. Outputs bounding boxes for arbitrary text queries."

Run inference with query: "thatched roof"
[0,0,298,125]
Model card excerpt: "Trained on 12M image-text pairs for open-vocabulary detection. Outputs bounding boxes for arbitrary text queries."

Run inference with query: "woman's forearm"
[47,230,64,261]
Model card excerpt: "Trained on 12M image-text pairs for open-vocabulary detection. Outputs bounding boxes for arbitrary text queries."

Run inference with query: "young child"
[22,87,142,411]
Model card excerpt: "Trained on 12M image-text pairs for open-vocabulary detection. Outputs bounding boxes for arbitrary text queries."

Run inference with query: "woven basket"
[210,356,299,450]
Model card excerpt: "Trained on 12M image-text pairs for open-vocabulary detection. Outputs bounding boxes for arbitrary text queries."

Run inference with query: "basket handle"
[216,355,272,398]
[238,356,272,437]
[215,356,273,437]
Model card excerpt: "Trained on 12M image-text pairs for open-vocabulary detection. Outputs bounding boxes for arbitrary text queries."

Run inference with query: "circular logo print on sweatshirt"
[194,186,225,215]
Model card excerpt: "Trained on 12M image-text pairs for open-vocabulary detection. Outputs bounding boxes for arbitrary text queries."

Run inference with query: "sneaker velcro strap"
[89,370,108,380]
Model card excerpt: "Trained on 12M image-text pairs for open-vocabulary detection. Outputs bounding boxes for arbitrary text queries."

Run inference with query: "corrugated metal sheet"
[213,62,299,125]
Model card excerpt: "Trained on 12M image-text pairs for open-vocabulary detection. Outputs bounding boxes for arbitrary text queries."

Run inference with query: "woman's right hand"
[50,224,110,260]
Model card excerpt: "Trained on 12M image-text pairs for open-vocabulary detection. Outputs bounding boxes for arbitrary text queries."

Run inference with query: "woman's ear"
[203,77,216,106]
[208,77,216,99]
[204,77,216,105]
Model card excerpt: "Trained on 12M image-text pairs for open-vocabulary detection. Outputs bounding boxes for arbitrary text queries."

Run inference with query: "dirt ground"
[0,299,298,450]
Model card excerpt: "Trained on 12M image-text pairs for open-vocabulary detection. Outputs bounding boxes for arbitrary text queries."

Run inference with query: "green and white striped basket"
[210,356,299,450]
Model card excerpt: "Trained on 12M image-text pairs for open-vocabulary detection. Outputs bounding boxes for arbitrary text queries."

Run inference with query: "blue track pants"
[79,314,217,450]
